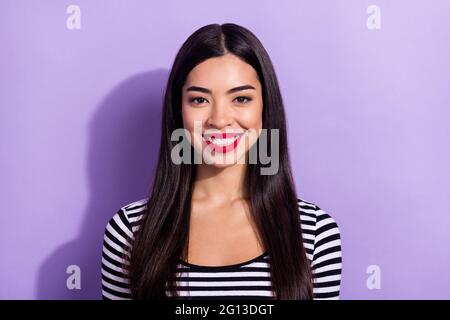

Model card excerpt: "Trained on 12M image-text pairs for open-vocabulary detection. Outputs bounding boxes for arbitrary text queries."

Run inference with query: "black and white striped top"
[101,197,342,300]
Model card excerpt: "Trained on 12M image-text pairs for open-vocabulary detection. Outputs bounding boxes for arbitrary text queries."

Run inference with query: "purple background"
[1,0,449,299]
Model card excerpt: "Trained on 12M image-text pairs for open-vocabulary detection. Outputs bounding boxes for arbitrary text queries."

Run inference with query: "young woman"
[101,23,342,300]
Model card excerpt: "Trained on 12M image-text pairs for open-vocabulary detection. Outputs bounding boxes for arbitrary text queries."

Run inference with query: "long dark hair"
[127,23,313,299]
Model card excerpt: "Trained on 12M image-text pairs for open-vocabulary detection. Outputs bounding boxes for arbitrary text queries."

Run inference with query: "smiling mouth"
[202,132,245,153]
[204,135,241,146]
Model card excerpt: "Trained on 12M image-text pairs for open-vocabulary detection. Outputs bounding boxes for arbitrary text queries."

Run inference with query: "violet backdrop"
[1,0,449,299]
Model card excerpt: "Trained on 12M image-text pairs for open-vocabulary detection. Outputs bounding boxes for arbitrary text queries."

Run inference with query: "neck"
[192,163,248,203]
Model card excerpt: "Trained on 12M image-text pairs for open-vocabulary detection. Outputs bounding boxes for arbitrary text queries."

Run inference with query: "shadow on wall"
[36,69,169,299]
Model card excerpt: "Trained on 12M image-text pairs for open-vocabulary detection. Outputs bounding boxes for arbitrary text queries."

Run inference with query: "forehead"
[184,54,260,90]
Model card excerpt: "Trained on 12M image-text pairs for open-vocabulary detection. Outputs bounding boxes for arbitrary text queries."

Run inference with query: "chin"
[203,152,247,168]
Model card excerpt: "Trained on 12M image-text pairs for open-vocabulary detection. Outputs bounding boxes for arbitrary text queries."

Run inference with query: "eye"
[189,97,208,105]
[234,96,252,104]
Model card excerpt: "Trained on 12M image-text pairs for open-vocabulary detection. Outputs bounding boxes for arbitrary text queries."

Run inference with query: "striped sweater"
[101,197,342,300]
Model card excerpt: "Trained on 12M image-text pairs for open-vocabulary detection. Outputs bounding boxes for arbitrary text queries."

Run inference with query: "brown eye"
[234,96,252,104]
[189,97,208,105]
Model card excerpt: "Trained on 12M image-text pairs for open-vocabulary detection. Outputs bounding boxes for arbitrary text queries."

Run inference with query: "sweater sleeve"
[100,209,134,300]
[311,208,342,300]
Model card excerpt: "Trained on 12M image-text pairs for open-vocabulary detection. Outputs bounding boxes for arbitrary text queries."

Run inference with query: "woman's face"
[181,53,263,168]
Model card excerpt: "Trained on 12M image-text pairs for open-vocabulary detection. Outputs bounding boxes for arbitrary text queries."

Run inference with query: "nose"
[206,102,233,130]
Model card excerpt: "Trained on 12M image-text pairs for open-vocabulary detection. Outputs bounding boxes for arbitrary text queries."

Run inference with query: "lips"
[202,131,245,153]
[202,131,243,140]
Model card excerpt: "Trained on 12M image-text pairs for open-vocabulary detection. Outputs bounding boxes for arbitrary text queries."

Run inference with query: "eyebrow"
[186,84,256,95]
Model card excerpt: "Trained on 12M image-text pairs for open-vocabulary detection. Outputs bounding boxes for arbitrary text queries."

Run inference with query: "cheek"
[182,106,203,131]
[239,106,263,129]
[181,107,191,130]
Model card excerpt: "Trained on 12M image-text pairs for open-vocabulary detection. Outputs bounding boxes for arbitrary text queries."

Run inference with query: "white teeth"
[204,135,240,147]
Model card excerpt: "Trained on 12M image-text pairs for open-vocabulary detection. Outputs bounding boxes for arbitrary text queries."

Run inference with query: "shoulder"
[297,197,342,299]
[120,198,149,229]
[297,197,340,237]
[102,199,149,300]
[297,197,342,258]
[104,198,149,241]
